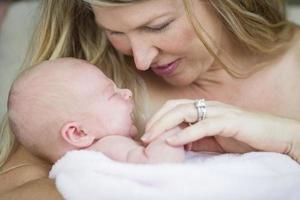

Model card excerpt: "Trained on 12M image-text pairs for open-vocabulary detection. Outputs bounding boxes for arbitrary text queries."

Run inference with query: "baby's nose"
[119,88,132,100]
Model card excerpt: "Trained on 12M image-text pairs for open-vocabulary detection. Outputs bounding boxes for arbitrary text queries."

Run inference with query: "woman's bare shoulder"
[0,145,51,194]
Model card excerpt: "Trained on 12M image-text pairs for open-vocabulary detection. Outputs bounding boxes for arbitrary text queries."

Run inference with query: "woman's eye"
[145,21,172,32]
[107,30,124,36]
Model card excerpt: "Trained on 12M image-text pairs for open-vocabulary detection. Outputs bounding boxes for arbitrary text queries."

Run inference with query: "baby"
[7,58,185,164]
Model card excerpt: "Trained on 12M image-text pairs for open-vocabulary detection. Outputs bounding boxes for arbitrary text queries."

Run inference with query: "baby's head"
[8,58,134,162]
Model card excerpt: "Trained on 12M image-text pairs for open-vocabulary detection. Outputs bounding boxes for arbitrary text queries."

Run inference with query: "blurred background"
[290,0,300,3]
[0,0,300,121]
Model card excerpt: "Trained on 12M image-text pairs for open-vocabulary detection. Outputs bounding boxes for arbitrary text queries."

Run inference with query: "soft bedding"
[49,150,300,200]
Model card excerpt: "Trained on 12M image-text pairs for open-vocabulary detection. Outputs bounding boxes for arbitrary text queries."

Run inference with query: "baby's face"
[76,66,134,138]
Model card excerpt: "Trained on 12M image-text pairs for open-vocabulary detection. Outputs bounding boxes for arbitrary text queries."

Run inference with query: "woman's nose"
[129,35,158,71]
[118,88,132,100]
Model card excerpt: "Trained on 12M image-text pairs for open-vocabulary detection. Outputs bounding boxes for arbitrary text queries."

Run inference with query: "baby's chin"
[114,119,134,138]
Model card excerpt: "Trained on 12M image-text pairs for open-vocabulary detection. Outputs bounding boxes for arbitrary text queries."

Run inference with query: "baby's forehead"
[48,58,111,91]
[42,58,101,75]
[15,58,109,99]
[39,58,109,83]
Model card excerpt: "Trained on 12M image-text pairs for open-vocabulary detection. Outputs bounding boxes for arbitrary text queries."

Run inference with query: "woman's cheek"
[107,35,132,55]
[157,22,197,55]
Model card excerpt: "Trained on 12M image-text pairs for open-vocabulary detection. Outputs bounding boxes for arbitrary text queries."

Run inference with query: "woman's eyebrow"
[99,12,172,32]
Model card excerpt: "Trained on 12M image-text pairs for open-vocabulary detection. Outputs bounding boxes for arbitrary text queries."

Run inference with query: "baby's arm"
[88,135,146,163]
[88,127,184,164]
[135,126,185,163]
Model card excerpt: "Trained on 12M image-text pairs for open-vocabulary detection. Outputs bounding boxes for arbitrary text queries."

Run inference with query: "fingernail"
[166,137,176,144]
[145,126,150,132]
[141,133,150,142]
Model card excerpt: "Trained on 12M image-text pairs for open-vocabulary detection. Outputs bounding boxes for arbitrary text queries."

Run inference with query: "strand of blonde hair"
[0,114,15,168]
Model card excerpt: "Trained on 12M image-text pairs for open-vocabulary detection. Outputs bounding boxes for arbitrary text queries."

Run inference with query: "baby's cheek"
[112,118,132,136]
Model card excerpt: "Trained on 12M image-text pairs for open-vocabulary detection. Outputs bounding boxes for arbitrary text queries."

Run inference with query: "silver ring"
[194,99,207,122]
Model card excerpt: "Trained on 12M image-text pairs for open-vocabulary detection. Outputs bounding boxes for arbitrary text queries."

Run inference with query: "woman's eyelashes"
[144,20,173,33]
[107,30,123,36]
[107,20,174,35]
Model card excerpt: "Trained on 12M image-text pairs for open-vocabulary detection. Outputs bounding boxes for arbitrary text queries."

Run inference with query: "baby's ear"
[60,122,95,148]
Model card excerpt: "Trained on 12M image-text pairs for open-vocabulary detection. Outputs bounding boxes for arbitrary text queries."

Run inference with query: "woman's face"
[92,0,224,86]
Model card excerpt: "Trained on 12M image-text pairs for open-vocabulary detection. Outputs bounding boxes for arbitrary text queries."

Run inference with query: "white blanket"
[49,150,300,200]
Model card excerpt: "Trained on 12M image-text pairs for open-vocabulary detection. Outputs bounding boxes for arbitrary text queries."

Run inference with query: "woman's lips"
[151,59,181,76]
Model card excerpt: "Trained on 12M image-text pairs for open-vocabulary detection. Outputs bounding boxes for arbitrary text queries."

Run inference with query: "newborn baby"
[7,58,184,164]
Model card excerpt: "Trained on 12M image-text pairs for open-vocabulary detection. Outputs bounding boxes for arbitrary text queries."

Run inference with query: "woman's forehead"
[92,0,179,30]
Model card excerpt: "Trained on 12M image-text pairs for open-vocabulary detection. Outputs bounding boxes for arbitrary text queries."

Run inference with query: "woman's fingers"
[143,100,221,142]
[166,118,228,146]
[143,103,195,142]
[145,99,194,131]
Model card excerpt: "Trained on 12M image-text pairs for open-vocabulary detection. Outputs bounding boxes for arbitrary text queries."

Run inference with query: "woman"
[1,0,299,199]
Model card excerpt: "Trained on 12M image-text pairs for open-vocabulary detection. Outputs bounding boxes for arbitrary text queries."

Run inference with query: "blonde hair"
[0,0,295,168]
[184,0,294,77]
[0,115,15,168]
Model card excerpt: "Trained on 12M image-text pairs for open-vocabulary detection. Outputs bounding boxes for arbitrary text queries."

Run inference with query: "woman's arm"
[142,99,300,163]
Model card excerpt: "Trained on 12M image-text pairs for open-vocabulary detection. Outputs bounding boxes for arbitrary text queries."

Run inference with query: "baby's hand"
[129,125,138,138]
[142,126,185,163]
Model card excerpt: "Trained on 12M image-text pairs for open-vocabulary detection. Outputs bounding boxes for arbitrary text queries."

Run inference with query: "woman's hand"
[142,99,300,162]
